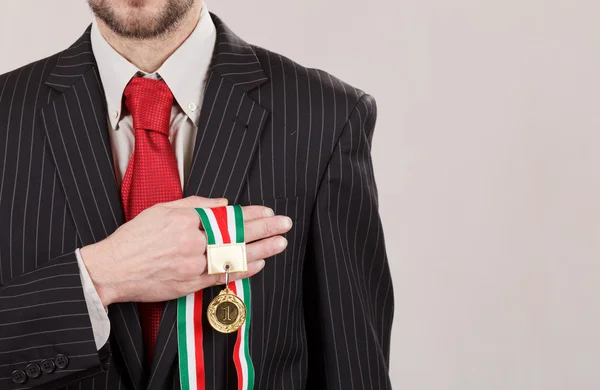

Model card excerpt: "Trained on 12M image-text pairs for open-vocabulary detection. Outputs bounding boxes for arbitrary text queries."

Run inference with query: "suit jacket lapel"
[41,28,145,390]
[41,28,123,247]
[184,16,270,202]
[147,14,270,390]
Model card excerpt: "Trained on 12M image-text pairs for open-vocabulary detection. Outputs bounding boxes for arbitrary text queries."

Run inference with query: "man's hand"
[80,196,292,306]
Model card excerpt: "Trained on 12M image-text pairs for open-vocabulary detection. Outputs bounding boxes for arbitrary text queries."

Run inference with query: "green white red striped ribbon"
[177,205,255,390]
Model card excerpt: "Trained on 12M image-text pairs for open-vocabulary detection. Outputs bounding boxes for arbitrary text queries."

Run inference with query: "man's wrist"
[80,242,120,306]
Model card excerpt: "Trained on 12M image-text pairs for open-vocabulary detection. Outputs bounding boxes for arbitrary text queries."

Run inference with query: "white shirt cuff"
[75,248,111,350]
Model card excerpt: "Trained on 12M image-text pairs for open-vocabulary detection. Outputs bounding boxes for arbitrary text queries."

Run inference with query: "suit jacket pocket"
[245,196,300,222]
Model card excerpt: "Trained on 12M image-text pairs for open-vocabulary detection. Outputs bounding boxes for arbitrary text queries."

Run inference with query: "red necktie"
[121,77,183,365]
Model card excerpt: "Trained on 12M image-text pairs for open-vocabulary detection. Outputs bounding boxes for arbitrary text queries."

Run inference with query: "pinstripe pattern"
[0,13,392,390]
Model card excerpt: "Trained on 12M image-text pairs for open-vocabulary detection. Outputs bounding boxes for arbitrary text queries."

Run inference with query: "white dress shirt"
[75,3,217,350]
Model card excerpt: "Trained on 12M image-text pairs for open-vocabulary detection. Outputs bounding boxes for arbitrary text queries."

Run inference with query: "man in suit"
[0,0,394,389]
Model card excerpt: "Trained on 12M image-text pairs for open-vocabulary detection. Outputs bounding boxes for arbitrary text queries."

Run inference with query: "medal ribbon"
[177,205,255,390]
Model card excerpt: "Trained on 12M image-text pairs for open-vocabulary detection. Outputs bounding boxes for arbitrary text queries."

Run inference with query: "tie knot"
[124,77,173,136]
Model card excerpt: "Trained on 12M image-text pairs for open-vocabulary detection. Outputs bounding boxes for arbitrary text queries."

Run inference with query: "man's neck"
[95,2,202,74]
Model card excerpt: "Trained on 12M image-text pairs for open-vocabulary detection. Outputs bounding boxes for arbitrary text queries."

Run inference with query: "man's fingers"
[240,206,275,220]
[193,226,289,290]
[245,216,293,243]
[200,234,287,287]
[246,236,288,261]
[226,260,266,284]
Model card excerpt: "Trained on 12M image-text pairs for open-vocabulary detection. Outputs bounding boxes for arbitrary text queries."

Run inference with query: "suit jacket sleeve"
[0,251,110,389]
[304,94,394,389]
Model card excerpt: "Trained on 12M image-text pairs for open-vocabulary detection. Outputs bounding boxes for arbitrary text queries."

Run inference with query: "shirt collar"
[90,3,216,129]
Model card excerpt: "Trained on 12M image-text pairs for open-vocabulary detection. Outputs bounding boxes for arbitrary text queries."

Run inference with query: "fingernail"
[257,260,266,270]
[263,208,275,217]
[213,198,228,204]
[282,216,293,229]
[277,237,288,250]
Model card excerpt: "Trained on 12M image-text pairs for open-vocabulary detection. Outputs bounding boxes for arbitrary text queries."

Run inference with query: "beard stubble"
[88,0,196,39]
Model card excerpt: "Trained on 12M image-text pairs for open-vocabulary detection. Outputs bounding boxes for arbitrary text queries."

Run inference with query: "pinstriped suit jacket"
[0,13,394,390]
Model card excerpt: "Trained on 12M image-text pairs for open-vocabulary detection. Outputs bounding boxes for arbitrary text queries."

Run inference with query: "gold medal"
[207,264,247,333]
[207,288,246,333]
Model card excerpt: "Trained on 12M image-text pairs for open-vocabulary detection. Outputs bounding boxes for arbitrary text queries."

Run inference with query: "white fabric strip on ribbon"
[185,293,197,389]
[235,278,249,389]
[226,206,238,243]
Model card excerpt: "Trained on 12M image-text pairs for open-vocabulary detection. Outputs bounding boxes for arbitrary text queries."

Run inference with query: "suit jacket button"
[54,354,69,369]
[11,370,27,384]
[40,359,56,374]
[25,363,41,378]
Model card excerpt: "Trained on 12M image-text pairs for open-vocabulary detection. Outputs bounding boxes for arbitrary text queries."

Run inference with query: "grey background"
[1,0,599,389]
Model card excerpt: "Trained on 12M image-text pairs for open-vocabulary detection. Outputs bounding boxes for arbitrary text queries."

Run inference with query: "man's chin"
[125,0,151,8]
[109,16,166,39]
[88,0,195,40]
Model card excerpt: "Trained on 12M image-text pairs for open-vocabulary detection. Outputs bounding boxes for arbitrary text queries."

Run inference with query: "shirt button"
[25,363,41,378]
[11,370,27,384]
[40,359,56,374]
[188,102,197,112]
[54,354,69,369]
[112,109,119,119]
